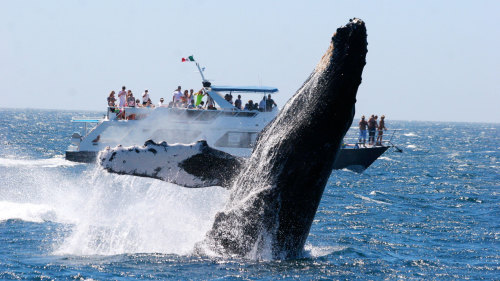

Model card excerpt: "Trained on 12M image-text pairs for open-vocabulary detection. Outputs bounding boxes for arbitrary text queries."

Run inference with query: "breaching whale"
[99,18,368,259]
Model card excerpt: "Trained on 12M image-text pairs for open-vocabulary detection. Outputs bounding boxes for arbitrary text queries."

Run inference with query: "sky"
[0,0,499,123]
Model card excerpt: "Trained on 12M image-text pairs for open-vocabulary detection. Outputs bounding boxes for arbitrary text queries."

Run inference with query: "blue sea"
[0,108,498,280]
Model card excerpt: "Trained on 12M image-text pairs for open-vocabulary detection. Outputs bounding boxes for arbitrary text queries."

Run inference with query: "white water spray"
[0,158,228,256]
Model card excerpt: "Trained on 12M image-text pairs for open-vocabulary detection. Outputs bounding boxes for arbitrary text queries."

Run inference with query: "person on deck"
[181,90,189,107]
[172,86,183,106]
[107,91,116,107]
[244,100,254,111]
[358,115,368,147]
[225,93,233,105]
[234,95,242,110]
[266,94,277,111]
[206,94,215,109]
[126,91,136,107]
[189,89,195,106]
[259,96,266,112]
[376,115,387,145]
[195,89,205,107]
[142,90,150,106]
[118,86,127,107]
[368,115,377,145]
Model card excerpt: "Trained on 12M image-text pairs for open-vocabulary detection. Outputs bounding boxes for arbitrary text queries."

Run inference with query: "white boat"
[66,85,279,163]
[65,62,396,171]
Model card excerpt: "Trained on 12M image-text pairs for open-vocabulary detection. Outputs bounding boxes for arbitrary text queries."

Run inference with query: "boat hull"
[65,151,98,163]
[333,146,389,172]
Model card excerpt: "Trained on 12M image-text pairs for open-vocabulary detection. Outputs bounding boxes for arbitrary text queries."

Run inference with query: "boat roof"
[210,86,278,93]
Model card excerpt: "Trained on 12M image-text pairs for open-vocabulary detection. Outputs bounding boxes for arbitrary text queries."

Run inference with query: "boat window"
[100,126,132,143]
[214,131,260,148]
[150,129,202,144]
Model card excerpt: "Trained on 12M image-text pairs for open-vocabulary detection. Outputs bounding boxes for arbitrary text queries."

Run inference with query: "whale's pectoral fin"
[98,140,243,188]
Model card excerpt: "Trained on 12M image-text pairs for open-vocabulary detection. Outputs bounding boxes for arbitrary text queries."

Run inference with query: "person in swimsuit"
[376,115,387,145]
[368,115,377,145]
[358,115,368,147]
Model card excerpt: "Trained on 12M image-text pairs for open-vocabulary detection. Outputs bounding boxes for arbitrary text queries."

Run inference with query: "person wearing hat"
[376,115,387,145]
[358,115,368,147]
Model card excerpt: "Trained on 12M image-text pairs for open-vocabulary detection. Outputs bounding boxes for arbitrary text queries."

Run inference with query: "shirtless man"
[368,115,377,145]
[376,115,387,145]
[358,115,368,147]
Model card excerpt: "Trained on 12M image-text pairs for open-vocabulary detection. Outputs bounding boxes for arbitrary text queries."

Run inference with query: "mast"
[195,62,211,87]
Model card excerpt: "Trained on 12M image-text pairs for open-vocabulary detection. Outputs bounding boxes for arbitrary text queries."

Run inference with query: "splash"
[0,201,57,223]
[0,161,228,256]
[55,167,228,255]
[0,156,80,168]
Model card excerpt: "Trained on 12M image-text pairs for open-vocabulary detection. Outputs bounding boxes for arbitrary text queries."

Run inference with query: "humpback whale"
[99,18,368,259]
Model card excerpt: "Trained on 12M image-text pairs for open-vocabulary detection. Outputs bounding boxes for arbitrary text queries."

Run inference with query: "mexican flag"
[181,56,195,62]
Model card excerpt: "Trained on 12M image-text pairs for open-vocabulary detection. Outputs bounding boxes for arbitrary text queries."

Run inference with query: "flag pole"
[195,61,211,87]
[195,62,206,81]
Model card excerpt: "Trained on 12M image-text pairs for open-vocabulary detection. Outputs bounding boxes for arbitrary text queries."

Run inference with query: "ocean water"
[0,108,498,280]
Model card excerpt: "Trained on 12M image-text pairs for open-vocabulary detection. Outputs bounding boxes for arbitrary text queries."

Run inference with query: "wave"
[403,132,418,137]
[0,156,81,168]
[0,201,57,223]
[378,156,397,162]
[354,194,391,205]
[303,244,348,258]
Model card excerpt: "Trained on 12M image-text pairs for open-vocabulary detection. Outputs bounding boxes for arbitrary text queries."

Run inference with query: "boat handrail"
[71,117,103,123]
[343,129,402,152]
[106,105,277,121]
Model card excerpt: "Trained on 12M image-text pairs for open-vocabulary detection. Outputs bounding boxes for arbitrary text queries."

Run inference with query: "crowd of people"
[358,114,387,146]
[107,86,155,109]
[107,85,278,112]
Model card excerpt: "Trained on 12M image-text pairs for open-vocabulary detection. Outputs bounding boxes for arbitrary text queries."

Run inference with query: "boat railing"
[71,116,104,138]
[343,129,403,150]
[106,106,276,122]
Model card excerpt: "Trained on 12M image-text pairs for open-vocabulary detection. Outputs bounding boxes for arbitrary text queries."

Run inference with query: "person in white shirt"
[259,96,267,112]
[142,90,150,105]
[118,86,127,107]
[172,86,183,107]
[158,98,166,107]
